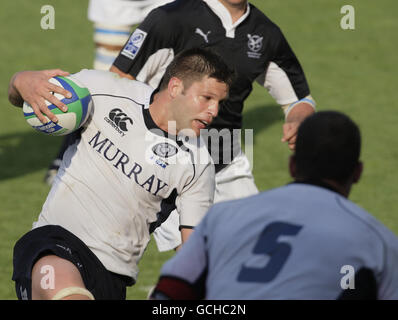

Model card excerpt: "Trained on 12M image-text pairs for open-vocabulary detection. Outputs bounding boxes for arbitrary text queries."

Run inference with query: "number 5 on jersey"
[238,221,302,283]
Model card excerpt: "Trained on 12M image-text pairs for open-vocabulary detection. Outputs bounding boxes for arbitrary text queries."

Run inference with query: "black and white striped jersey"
[113,0,311,170]
[33,69,215,281]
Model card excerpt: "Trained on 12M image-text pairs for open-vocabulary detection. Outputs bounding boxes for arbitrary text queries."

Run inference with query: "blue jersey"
[155,182,398,299]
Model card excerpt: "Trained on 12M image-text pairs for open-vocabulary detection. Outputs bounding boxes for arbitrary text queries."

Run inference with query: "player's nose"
[208,101,219,118]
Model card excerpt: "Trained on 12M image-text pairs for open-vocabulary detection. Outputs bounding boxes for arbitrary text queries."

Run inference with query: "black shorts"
[12,225,134,300]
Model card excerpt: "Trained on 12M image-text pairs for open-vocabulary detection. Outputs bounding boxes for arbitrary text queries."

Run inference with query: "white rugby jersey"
[156,182,398,299]
[33,69,215,280]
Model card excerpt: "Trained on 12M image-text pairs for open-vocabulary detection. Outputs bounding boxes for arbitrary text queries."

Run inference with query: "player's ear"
[289,155,296,178]
[168,77,184,98]
[352,161,363,184]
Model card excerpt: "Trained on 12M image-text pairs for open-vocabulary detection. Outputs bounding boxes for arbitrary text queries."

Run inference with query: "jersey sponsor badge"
[247,34,263,59]
[121,28,148,60]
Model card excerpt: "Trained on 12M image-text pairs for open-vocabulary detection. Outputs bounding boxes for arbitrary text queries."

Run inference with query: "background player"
[150,111,398,300]
[8,48,234,300]
[110,0,316,251]
[89,0,175,70]
[15,0,316,252]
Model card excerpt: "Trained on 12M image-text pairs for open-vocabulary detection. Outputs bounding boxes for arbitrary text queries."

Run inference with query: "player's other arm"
[281,96,316,150]
[109,65,135,80]
[177,159,215,245]
[151,164,214,299]
[275,32,316,150]
[260,27,316,150]
[8,69,72,123]
[151,216,210,300]
[180,228,194,244]
[8,72,24,107]
[111,7,175,84]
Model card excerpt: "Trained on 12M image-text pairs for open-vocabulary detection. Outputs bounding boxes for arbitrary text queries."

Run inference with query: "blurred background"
[0,0,397,299]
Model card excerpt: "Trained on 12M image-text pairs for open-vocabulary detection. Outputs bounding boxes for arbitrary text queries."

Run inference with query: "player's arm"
[257,27,315,150]
[8,72,24,107]
[176,155,215,246]
[151,215,210,300]
[180,228,194,244]
[111,6,176,86]
[281,96,316,150]
[109,65,135,80]
[8,69,72,123]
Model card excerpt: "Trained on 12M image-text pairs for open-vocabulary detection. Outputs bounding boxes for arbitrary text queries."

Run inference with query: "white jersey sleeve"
[175,137,215,228]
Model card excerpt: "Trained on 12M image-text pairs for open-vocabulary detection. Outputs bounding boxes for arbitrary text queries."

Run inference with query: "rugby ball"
[23,76,92,136]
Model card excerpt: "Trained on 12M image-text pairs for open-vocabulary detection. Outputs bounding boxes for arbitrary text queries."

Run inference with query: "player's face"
[173,76,228,136]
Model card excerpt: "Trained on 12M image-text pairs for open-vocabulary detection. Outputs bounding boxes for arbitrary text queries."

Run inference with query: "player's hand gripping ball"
[23,76,92,135]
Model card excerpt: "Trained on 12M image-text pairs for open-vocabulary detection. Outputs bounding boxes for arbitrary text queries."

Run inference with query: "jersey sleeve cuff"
[179,225,194,231]
[113,55,136,75]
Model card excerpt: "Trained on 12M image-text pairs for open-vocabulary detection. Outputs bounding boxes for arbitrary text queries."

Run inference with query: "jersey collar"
[290,180,342,196]
[144,89,179,141]
[203,0,251,38]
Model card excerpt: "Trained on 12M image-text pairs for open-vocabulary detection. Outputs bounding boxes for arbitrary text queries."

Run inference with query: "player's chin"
[191,120,208,136]
[179,120,208,137]
[178,125,200,137]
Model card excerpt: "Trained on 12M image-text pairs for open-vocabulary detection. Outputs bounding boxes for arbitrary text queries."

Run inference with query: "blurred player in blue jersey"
[151,111,398,300]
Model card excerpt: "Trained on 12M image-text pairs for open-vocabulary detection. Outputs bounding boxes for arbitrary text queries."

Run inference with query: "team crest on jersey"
[121,28,147,60]
[247,34,263,59]
[152,143,178,158]
[104,108,133,137]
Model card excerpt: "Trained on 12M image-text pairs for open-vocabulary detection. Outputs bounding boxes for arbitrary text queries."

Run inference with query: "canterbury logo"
[109,108,133,132]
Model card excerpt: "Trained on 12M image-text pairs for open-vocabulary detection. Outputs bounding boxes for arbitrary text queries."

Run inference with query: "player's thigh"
[31,254,87,300]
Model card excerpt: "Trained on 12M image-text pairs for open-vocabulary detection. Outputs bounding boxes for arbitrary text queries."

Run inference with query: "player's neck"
[218,0,247,24]
[149,92,177,135]
[322,179,351,198]
[294,178,351,198]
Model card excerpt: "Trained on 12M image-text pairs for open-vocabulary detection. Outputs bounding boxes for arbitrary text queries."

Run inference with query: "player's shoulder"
[287,182,398,247]
[335,194,398,247]
[147,0,202,21]
[71,69,153,103]
[137,0,200,41]
[248,3,283,35]
[162,0,204,13]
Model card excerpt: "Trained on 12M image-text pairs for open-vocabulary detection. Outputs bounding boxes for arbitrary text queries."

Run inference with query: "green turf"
[0,0,397,299]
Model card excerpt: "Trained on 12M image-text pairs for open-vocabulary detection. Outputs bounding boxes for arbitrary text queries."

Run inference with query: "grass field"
[0,0,397,300]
